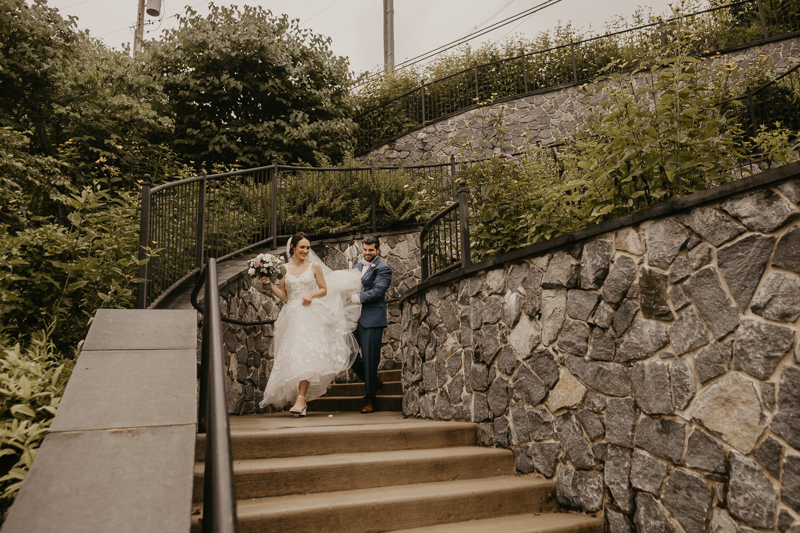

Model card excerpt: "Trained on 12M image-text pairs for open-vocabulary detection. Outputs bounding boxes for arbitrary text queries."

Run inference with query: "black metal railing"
[191,258,239,533]
[355,0,800,154]
[420,181,471,280]
[137,160,462,309]
[738,62,800,136]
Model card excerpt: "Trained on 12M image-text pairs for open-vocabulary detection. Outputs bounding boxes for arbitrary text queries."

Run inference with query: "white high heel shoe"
[289,395,307,417]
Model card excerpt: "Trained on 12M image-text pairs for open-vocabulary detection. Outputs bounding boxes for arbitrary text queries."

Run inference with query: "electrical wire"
[462,0,515,38]
[301,0,345,27]
[358,0,563,86]
[59,0,98,10]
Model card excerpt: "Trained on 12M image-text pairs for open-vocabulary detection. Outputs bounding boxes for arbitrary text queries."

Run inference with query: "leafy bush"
[0,330,74,516]
[455,25,798,260]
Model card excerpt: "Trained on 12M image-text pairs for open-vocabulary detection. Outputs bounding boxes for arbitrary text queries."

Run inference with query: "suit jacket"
[356,257,392,328]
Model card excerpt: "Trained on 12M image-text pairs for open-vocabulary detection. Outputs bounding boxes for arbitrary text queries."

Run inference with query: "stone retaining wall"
[218,231,421,414]
[369,37,800,164]
[399,175,800,532]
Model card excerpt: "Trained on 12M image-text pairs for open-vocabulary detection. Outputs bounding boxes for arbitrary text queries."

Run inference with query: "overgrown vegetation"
[447,20,800,261]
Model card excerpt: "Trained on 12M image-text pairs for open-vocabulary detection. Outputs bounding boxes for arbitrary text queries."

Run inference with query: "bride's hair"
[288,232,310,258]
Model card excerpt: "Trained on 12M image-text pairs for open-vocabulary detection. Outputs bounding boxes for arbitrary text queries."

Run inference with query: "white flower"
[248,268,256,276]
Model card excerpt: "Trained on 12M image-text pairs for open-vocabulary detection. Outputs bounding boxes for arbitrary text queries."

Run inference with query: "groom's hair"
[363,235,380,248]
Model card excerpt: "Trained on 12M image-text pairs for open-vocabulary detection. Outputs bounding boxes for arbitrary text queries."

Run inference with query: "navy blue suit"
[351,257,392,404]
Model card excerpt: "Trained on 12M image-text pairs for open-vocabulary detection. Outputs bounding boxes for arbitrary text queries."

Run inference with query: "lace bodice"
[285,262,319,304]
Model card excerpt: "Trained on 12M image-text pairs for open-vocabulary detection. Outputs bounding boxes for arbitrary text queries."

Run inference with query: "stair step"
[389,512,604,533]
[193,446,515,501]
[195,414,478,461]
[192,476,556,533]
[325,381,403,397]
[378,368,401,381]
[307,395,402,412]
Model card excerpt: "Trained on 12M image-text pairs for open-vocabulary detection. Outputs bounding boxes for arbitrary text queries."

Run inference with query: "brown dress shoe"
[360,403,375,414]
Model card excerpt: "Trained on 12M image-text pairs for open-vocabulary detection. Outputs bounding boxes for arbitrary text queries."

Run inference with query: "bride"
[258,232,363,416]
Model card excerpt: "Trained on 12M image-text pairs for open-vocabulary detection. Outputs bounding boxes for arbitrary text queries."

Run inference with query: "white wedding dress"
[259,260,363,409]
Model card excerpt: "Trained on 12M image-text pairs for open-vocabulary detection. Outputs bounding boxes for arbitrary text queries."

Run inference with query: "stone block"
[722,189,800,233]
[728,450,777,529]
[616,319,670,363]
[513,363,548,406]
[782,455,800,514]
[636,416,686,464]
[772,225,800,273]
[639,267,673,320]
[587,327,615,361]
[606,398,638,448]
[508,262,530,290]
[593,300,615,329]
[542,251,580,289]
[710,509,738,533]
[556,464,604,512]
[555,413,594,470]
[513,445,535,474]
[541,289,567,346]
[502,291,524,327]
[546,367,587,411]
[718,234,777,312]
[631,448,667,494]
[685,427,726,473]
[634,493,680,533]
[558,318,590,356]
[496,345,518,375]
[529,349,559,389]
[486,268,507,294]
[581,239,613,289]
[482,295,503,324]
[613,299,639,337]
[647,219,690,269]
[605,445,634,514]
[567,290,600,321]
[751,272,800,322]
[565,356,630,397]
[683,266,739,340]
[753,436,783,479]
[772,366,800,451]
[662,468,713,533]
[669,285,690,311]
[692,372,765,454]
[629,360,673,415]
[487,375,512,416]
[683,207,745,246]
[531,442,560,478]
[508,314,542,358]
[584,390,607,412]
[734,318,794,380]
[607,507,634,533]
[616,227,645,255]
[493,416,510,447]
[694,343,725,383]
[603,255,637,305]
[669,256,692,284]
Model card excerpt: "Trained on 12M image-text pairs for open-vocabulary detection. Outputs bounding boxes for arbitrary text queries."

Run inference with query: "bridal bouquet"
[247,253,286,291]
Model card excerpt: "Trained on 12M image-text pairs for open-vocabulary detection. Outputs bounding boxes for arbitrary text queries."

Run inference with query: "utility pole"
[134,0,145,54]
[383,0,395,73]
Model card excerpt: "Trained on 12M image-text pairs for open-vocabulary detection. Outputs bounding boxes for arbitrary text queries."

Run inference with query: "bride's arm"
[266,276,287,301]
[302,263,327,305]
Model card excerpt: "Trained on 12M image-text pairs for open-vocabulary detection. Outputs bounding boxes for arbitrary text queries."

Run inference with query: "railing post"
[195,163,207,269]
[522,54,529,93]
[474,61,480,102]
[756,0,768,40]
[136,175,152,309]
[659,19,666,48]
[450,155,457,200]
[570,39,578,82]
[369,166,377,232]
[420,80,426,125]
[457,180,471,269]
[747,87,758,138]
[421,231,429,281]
[270,159,278,248]
[198,265,210,435]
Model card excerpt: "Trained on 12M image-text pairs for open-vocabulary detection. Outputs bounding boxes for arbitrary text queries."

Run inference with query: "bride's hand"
[302,292,314,306]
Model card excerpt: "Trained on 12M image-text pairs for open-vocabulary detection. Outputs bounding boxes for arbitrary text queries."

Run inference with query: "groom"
[350,236,392,413]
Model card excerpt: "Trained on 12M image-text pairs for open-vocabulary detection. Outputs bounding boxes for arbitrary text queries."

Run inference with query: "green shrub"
[0,329,74,516]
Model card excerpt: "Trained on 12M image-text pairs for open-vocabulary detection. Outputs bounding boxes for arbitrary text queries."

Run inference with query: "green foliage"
[0,329,74,515]
[0,184,145,351]
[455,27,797,260]
[150,4,356,167]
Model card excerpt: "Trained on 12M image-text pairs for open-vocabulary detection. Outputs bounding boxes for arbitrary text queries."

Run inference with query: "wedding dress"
[259,257,363,409]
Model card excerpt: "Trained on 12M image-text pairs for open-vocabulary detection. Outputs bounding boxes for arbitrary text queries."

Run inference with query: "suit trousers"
[351,324,384,403]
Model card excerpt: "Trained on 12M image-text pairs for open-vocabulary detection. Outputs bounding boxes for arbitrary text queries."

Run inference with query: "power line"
[462,0,515,39]
[359,0,563,86]
[301,0,345,27]
[59,0,98,10]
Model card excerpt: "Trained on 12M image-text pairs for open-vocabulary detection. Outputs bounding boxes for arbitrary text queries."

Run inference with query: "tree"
[150,4,356,167]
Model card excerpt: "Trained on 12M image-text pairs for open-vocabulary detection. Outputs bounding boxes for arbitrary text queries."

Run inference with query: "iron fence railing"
[355,0,800,154]
[136,159,461,309]
[418,62,800,282]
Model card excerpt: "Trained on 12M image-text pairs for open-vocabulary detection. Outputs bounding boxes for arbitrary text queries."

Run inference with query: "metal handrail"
[192,259,238,533]
[420,181,471,281]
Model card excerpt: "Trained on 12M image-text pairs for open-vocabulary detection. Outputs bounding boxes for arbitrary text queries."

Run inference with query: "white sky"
[50,0,680,75]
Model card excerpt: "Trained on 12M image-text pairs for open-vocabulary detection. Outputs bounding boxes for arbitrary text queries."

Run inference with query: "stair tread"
[311,394,402,400]
[195,445,512,475]
[389,512,604,533]
[235,475,553,516]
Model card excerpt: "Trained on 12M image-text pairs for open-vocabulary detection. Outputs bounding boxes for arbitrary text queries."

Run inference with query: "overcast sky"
[50,0,681,75]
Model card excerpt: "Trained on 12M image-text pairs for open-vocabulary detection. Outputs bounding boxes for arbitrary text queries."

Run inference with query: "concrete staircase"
[191,412,603,533]
[306,367,404,412]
